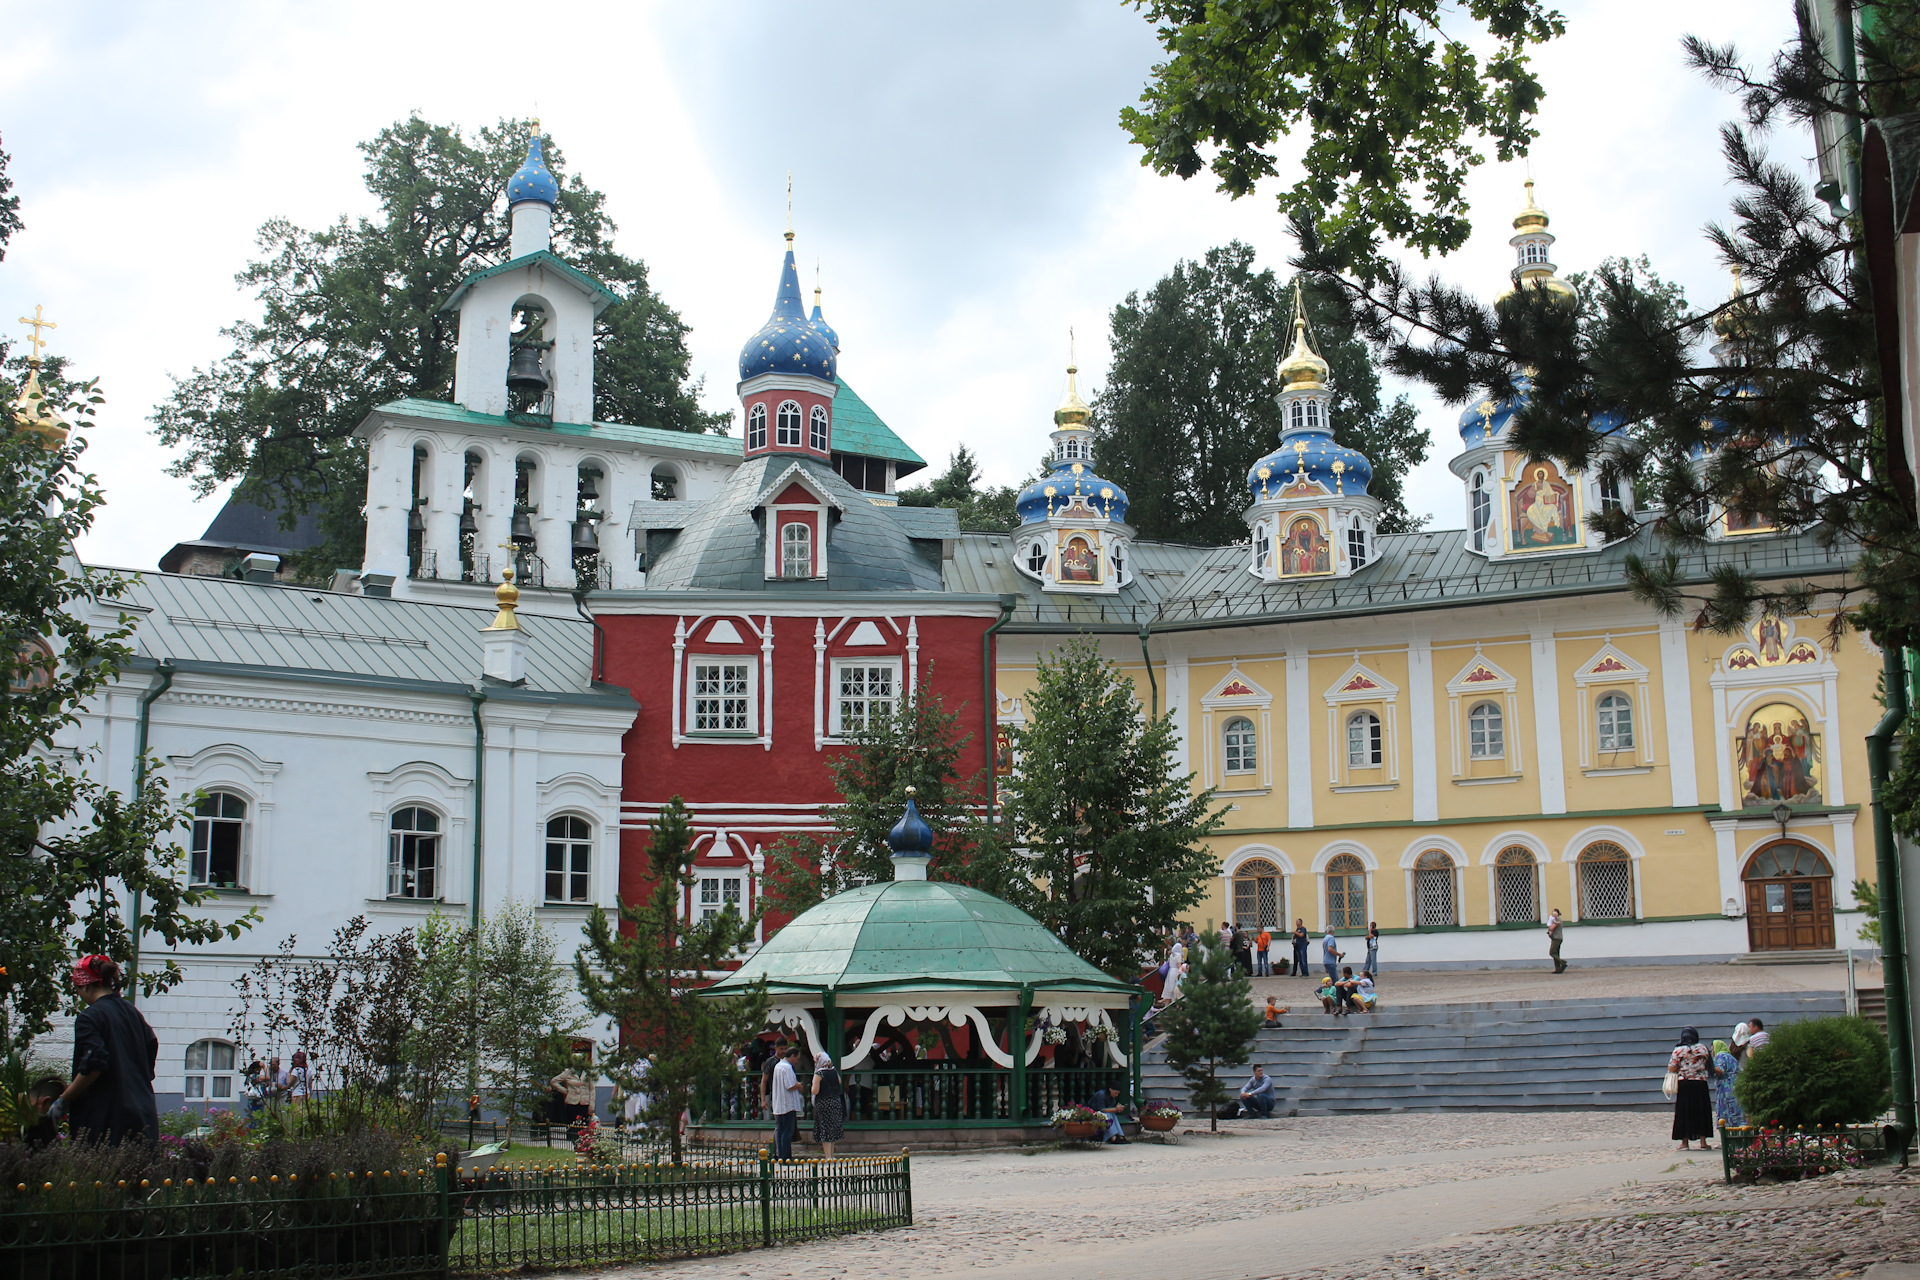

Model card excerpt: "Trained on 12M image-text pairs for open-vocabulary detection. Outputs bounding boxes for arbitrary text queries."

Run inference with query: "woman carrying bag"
[1666,1027,1714,1150]
[810,1051,845,1158]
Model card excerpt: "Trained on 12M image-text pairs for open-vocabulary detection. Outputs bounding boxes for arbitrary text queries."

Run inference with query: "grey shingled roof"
[950,521,1852,629]
[641,455,955,592]
[118,571,626,705]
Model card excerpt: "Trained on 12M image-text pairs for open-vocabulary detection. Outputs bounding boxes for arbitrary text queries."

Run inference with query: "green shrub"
[1733,1015,1890,1127]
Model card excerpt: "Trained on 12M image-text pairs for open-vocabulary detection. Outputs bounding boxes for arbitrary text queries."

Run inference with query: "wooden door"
[1745,877,1834,950]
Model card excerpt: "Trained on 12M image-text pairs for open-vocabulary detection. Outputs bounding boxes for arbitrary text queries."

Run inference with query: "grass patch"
[449,1203,897,1269]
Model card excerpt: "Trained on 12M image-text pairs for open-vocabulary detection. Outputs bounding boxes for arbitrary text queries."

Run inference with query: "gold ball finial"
[1513,179,1549,232]
[485,552,522,630]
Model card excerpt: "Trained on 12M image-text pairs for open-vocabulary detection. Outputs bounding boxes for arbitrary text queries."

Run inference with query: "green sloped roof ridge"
[440,249,621,314]
[832,380,925,474]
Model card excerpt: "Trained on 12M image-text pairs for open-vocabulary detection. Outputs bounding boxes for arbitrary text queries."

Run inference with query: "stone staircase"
[1857,986,1888,1033]
[1141,992,1845,1115]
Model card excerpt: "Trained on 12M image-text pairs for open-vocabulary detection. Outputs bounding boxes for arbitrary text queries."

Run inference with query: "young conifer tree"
[574,797,768,1162]
[1158,930,1265,1132]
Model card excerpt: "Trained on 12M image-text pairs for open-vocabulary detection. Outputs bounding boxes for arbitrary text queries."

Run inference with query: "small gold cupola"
[1054,362,1092,427]
[1502,180,1578,305]
[12,306,68,448]
[485,566,522,631]
[1277,308,1330,392]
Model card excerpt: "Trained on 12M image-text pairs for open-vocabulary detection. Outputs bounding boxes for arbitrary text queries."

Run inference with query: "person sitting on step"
[1087,1083,1131,1144]
[1238,1065,1276,1118]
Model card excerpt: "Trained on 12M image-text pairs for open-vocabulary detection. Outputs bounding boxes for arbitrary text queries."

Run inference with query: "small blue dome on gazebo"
[888,797,933,858]
[507,136,558,208]
[739,247,838,383]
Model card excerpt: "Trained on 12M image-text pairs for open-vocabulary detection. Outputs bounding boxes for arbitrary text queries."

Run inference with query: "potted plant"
[1051,1104,1102,1140]
[1140,1104,1182,1133]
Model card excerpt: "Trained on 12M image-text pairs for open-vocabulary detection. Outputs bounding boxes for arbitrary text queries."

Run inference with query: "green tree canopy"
[1092,242,1427,543]
[1122,0,1565,276]
[895,445,1024,533]
[154,115,726,579]
[1158,930,1264,1132]
[1001,637,1226,979]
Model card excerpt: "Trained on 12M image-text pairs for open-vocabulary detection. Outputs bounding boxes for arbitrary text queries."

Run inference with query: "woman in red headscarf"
[45,955,159,1145]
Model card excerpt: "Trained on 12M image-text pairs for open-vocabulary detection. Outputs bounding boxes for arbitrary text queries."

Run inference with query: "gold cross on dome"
[18,305,55,364]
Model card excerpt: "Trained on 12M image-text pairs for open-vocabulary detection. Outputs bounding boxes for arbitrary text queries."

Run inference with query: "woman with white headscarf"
[810,1052,845,1158]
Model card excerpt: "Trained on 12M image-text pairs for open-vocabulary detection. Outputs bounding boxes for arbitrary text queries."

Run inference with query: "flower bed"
[1720,1123,1891,1183]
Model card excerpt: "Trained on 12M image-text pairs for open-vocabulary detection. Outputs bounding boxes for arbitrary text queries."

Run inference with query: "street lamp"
[1771,801,1794,841]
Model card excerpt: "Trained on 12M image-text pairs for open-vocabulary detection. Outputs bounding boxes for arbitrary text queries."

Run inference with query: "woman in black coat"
[47,956,159,1145]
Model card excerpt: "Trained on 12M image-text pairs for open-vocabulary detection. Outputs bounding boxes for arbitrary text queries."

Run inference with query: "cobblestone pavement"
[600,1111,1912,1280]
[1250,960,1873,1008]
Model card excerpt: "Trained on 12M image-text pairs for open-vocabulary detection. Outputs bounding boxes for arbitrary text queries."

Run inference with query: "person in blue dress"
[1709,1037,1746,1129]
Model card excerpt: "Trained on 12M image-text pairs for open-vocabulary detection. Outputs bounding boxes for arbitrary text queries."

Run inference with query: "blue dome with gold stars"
[809,296,841,354]
[1458,378,1530,446]
[1247,424,1372,504]
[739,246,839,383]
[1016,460,1129,526]
[507,137,559,208]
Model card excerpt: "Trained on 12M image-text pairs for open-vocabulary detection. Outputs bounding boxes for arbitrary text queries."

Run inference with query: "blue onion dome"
[1016,459,1131,525]
[507,135,558,208]
[739,238,839,383]
[1457,375,1532,445]
[809,286,841,353]
[1246,429,1373,503]
[888,795,933,857]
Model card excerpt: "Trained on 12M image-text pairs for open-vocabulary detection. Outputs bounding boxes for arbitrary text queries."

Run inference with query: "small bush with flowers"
[1141,1105,1183,1121]
[1723,1124,1877,1182]
[1050,1104,1102,1126]
[572,1118,620,1163]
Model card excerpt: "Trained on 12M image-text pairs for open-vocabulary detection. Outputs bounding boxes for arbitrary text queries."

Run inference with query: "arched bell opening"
[572,461,606,589]
[507,296,554,415]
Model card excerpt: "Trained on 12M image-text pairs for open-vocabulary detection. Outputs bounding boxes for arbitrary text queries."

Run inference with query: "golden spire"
[1277,282,1330,391]
[814,258,822,310]
[1513,179,1549,232]
[1054,328,1090,427]
[485,557,522,631]
[13,305,68,447]
[1712,266,1751,342]
[784,172,794,247]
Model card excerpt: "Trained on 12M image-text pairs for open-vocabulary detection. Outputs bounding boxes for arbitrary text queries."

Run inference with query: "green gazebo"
[697,799,1143,1146]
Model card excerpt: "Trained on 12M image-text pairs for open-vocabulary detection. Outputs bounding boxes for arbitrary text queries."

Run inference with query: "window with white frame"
[747,403,767,450]
[545,814,592,904]
[388,807,440,899]
[1346,711,1382,768]
[1470,472,1491,551]
[1223,717,1258,776]
[1598,472,1623,513]
[1255,523,1271,571]
[1468,701,1505,759]
[780,522,812,578]
[1522,242,1549,265]
[1059,437,1088,461]
[191,790,247,889]
[809,404,829,450]
[1111,541,1127,582]
[697,873,743,921]
[691,661,754,733]
[1346,517,1368,568]
[1289,401,1304,430]
[1304,399,1321,429]
[1596,692,1634,752]
[1026,539,1047,574]
[776,400,802,446]
[835,660,900,736]
[183,1039,236,1103]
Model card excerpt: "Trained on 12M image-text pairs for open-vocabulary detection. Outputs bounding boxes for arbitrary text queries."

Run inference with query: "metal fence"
[1719,1122,1901,1182]
[1,1148,911,1279]
[699,1065,1130,1129]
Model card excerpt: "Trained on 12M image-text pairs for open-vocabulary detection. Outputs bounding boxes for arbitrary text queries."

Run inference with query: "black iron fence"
[0,1147,911,1279]
[699,1065,1130,1129]
[1719,1122,1903,1182]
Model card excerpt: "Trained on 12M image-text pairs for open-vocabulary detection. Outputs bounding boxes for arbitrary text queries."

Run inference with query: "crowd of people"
[1668,1018,1770,1149]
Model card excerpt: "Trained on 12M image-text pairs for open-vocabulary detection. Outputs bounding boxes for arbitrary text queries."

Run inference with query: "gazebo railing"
[698,1065,1129,1129]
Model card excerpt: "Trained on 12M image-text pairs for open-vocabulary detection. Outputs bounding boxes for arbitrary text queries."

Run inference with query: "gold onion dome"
[13,365,68,447]
[1054,364,1091,427]
[1278,315,1329,391]
[1512,179,1549,232]
[1712,267,1753,341]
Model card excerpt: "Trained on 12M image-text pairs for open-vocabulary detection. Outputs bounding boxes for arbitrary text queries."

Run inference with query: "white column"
[1658,619,1699,806]
[425,446,461,584]
[1286,644,1313,829]
[1530,627,1566,814]
[1165,651,1190,778]
[1830,814,1859,904]
[536,460,575,590]
[1408,634,1438,822]
[1824,669,1846,805]
[361,429,411,582]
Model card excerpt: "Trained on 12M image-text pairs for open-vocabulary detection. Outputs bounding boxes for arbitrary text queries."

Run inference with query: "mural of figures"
[1754,615,1787,664]
[1738,701,1823,806]
[1057,534,1100,583]
[1725,505,1775,535]
[993,725,1013,776]
[1508,462,1578,551]
[1280,517,1331,576]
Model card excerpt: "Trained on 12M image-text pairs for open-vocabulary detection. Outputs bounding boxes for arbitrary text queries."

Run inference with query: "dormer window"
[1289,401,1304,430]
[1599,472,1623,513]
[1058,437,1088,461]
[1347,516,1368,568]
[1026,539,1047,574]
[1470,472,1491,551]
[1304,400,1321,429]
[748,404,768,450]
[781,522,812,578]
[1255,523,1272,572]
[776,400,803,447]
[809,405,829,450]
[1521,242,1549,265]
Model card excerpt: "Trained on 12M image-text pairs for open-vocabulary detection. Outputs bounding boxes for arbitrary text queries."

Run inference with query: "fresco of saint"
[1738,701,1822,805]
[1058,535,1100,583]
[1279,517,1331,576]
[1754,615,1787,664]
[1509,462,1578,550]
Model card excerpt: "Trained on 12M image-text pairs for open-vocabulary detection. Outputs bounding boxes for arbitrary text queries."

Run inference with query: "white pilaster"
[1530,627,1566,814]
[1165,651,1190,778]
[1286,644,1313,829]
[1658,619,1699,806]
[1408,634,1437,822]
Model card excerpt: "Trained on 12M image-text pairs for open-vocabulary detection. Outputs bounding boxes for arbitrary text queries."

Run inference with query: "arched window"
[1470,472,1491,551]
[747,403,767,450]
[1111,541,1127,582]
[651,465,679,501]
[1468,701,1504,759]
[1347,516,1368,568]
[1596,692,1634,752]
[1254,523,1272,572]
[1414,850,1457,927]
[388,807,440,900]
[545,814,592,904]
[1223,717,1257,776]
[1521,242,1549,266]
[1026,540,1048,574]
[1289,401,1304,430]
[1304,399,1321,429]
[776,400,802,446]
[184,1039,236,1103]
[781,522,812,578]
[1326,853,1367,929]
[1578,841,1634,919]
[809,404,829,450]
[1495,846,1539,923]
[1233,858,1283,930]
[1743,842,1832,880]
[1346,711,1382,768]
[191,791,247,890]
[1598,472,1623,512]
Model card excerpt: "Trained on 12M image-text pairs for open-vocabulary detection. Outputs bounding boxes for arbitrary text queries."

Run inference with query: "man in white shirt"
[1745,1018,1771,1054]
[770,1045,804,1159]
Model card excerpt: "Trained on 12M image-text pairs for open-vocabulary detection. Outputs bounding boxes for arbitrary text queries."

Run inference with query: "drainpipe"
[1867,643,1914,1144]
[1138,623,1158,718]
[572,589,608,683]
[469,688,489,930]
[127,662,176,1003]
[982,596,1015,824]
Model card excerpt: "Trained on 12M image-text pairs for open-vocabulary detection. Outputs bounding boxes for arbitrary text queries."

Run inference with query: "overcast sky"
[0,1,1800,570]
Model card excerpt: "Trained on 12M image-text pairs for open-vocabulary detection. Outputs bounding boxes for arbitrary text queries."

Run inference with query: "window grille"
[1233,859,1282,929]
[837,663,898,735]
[1326,853,1366,929]
[1223,717,1257,774]
[545,815,592,903]
[781,522,812,578]
[1414,851,1455,926]
[1596,693,1634,752]
[1495,846,1538,922]
[692,663,752,731]
[1579,842,1634,918]
[698,875,742,920]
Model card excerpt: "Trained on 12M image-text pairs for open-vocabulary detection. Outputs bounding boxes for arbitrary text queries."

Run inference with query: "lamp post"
[1771,802,1794,843]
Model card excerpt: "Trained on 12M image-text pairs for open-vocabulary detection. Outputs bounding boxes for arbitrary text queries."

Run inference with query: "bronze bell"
[458,506,478,537]
[578,473,599,503]
[509,510,536,547]
[571,518,600,554]
[506,345,549,393]
[407,505,426,533]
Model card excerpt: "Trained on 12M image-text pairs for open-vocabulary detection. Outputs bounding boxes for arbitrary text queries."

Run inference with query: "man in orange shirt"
[1254,928,1273,976]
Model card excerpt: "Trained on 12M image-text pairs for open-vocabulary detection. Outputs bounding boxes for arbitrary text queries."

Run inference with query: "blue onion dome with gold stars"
[1246,423,1373,502]
[1458,379,1529,446]
[1016,366,1129,525]
[507,136,558,207]
[808,286,840,353]
[739,236,839,383]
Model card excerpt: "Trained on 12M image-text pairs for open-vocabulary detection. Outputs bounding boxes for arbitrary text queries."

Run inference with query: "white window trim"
[166,743,282,896]
[366,761,470,906]
[685,655,759,737]
[1572,641,1655,769]
[809,404,829,451]
[775,399,803,447]
[1323,658,1399,788]
[182,1037,239,1105]
[1466,699,1506,761]
[542,812,596,907]
[828,656,904,740]
[1201,666,1275,791]
[1344,709,1383,770]
[747,403,768,450]
[764,507,827,580]
[1443,649,1523,780]
[386,803,448,902]
[189,790,252,893]
[672,615,774,751]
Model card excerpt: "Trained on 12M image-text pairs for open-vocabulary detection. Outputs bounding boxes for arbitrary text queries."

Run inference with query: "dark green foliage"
[1121,1,1565,276]
[1734,1015,1891,1127]
[153,116,724,580]
[1157,931,1264,1132]
[1001,637,1226,978]
[1092,243,1427,542]
[760,684,1020,920]
[0,133,21,260]
[895,445,1022,532]
[575,798,770,1162]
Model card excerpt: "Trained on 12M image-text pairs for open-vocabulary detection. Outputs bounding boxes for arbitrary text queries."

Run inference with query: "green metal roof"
[440,250,621,315]
[365,398,742,458]
[703,879,1136,997]
[832,380,925,476]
